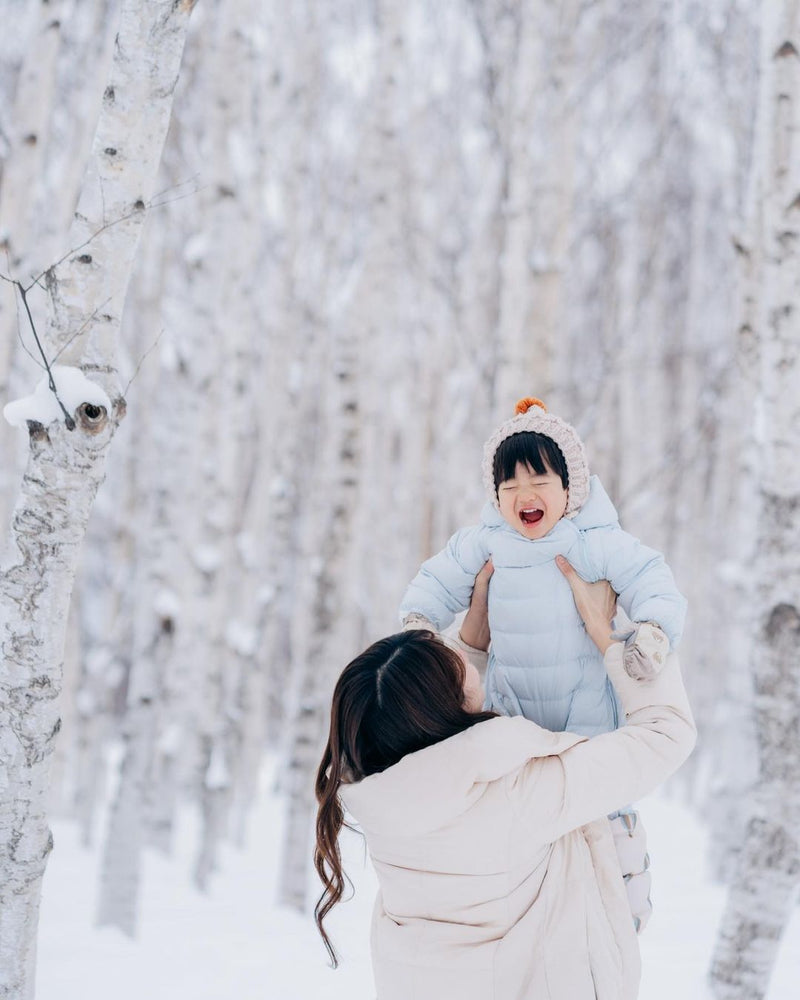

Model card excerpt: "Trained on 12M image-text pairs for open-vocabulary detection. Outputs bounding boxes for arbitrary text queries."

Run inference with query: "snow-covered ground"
[37,766,800,1000]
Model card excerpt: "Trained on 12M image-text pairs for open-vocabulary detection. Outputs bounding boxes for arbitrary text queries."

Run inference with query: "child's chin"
[501,513,549,539]
[518,521,548,539]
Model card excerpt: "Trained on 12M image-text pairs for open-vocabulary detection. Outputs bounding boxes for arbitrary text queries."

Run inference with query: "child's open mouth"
[520,508,544,525]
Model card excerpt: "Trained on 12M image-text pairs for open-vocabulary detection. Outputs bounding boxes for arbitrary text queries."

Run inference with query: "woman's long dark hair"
[314,629,496,966]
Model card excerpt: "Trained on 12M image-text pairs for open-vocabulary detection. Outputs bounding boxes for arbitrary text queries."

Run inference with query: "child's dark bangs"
[493,432,569,491]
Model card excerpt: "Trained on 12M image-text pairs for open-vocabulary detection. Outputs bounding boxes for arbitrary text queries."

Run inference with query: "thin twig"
[28,273,48,293]
[14,300,46,370]
[17,283,75,429]
[150,174,200,204]
[1,270,47,371]
[124,327,166,395]
[51,298,113,364]
[150,187,207,210]
[22,179,200,292]
[23,208,141,293]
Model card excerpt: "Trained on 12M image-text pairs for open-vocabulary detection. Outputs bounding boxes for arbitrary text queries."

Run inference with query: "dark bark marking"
[27,421,49,443]
[775,41,799,60]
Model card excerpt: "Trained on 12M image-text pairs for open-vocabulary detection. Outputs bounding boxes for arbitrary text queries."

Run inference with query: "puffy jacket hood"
[480,475,619,536]
[341,716,582,837]
[572,475,619,530]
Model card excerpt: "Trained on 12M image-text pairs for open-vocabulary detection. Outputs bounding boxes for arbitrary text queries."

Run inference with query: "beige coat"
[341,643,696,1000]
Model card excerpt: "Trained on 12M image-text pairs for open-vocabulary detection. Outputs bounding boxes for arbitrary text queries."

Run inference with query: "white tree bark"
[710,4,800,997]
[0,1,194,993]
[693,0,762,880]
[192,1,273,887]
[278,3,393,913]
[258,2,340,735]
[277,318,361,911]
[491,0,580,413]
[95,295,188,928]
[0,0,117,500]
[96,0,265,919]
[0,418,115,998]
[0,2,74,535]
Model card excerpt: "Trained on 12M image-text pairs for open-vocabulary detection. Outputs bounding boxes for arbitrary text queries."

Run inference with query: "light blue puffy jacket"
[399,476,687,736]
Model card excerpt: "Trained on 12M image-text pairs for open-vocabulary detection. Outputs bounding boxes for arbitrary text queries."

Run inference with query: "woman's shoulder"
[464,716,585,782]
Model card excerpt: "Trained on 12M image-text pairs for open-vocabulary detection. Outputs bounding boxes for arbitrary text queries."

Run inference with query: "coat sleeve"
[508,644,696,842]
[398,526,491,632]
[585,526,687,647]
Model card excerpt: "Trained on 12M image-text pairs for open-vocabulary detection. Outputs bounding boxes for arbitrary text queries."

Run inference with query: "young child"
[399,396,688,932]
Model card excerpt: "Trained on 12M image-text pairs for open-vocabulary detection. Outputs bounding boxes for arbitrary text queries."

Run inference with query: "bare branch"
[124,327,167,395]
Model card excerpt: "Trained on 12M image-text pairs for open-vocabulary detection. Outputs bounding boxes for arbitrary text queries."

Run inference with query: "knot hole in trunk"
[77,402,108,434]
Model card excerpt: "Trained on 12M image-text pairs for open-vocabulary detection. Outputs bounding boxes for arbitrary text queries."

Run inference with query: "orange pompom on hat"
[482,396,590,516]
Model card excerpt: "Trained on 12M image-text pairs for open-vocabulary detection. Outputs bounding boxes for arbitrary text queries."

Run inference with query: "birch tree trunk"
[0,2,194,994]
[256,1,327,742]
[95,297,188,930]
[96,0,265,919]
[691,0,762,881]
[277,0,381,906]
[709,5,800,997]
[277,321,361,911]
[0,0,115,533]
[491,0,580,413]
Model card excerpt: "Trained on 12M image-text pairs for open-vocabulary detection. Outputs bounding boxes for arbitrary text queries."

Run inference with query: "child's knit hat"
[482,397,590,516]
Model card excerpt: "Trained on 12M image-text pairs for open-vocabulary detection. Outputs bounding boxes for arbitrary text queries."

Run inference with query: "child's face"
[497,461,568,540]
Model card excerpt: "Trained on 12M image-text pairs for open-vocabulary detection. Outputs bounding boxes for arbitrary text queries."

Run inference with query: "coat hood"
[341,716,583,837]
[572,475,620,530]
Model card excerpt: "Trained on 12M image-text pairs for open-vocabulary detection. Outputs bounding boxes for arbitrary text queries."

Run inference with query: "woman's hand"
[556,555,617,654]
[459,559,494,652]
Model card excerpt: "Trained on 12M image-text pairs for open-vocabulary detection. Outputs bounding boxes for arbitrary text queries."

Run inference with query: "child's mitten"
[612,620,669,680]
[402,613,436,632]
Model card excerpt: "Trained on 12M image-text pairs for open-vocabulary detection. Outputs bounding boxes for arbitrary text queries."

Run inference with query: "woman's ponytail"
[313,733,350,967]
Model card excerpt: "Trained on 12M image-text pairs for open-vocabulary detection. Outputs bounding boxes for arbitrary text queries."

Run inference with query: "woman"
[314,557,696,999]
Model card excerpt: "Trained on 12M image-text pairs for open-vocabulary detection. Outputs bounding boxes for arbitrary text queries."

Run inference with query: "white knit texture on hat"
[481,400,590,516]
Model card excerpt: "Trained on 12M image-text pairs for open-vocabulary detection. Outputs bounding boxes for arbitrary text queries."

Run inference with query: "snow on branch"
[3,366,111,430]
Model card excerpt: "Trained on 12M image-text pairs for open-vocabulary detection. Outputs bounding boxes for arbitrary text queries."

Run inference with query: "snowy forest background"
[1,0,799,998]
